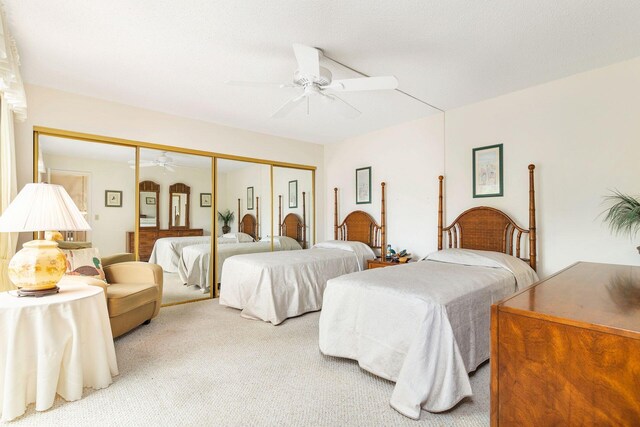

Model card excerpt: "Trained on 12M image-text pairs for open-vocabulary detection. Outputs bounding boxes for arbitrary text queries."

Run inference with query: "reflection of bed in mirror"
[148,235,211,272]
[178,195,311,293]
[238,196,259,240]
[219,183,386,325]
[278,192,306,248]
[319,166,539,419]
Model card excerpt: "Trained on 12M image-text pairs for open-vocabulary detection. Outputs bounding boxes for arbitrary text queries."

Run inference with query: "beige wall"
[325,57,640,277]
[14,84,324,246]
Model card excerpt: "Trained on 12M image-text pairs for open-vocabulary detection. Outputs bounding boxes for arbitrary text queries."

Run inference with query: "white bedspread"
[219,241,376,325]
[177,238,304,292]
[148,236,210,272]
[318,249,538,419]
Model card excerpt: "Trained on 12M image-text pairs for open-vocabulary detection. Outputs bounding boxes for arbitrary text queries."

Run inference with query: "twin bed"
[219,183,387,324]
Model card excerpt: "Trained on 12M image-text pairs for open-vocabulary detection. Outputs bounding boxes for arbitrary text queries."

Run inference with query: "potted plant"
[603,190,640,254]
[217,209,234,234]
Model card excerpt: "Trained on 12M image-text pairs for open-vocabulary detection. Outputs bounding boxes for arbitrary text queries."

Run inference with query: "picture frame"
[473,143,504,198]
[355,166,372,204]
[105,190,122,207]
[200,193,212,208]
[145,196,156,205]
[247,187,254,210]
[288,180,298,208]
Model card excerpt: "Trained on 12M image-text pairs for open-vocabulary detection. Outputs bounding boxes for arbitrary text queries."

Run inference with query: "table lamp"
[0,183,91,296]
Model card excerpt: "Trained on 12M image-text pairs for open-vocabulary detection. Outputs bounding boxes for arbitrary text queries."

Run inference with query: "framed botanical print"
[145,196,156,205]
[105,190,122,207]
[356,166,372,204]
[289,180,298,208]
[247,187,254,210]
[473,144,503,198]
[200,193,212,207]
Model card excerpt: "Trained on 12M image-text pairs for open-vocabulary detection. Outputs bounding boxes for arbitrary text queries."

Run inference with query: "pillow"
[222,232,254,243]
[217,236,238,244]
[62,248,106,282]
[272,236,302,250]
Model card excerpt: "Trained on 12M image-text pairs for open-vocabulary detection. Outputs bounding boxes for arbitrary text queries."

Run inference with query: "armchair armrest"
[104,262,163,289]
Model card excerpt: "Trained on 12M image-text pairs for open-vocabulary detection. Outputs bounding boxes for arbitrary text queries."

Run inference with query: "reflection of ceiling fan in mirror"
[226,44,399,119]
[128,151,179,172]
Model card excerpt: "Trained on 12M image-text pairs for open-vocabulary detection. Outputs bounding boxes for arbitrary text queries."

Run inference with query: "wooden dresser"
[491,262,640,426]
[126,228,204,261]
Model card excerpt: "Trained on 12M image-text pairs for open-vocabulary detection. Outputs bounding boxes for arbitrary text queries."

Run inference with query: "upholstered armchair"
[68,253,163,338]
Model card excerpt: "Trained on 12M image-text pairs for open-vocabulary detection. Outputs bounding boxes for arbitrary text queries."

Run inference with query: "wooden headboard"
[438,164,537,271]
[278,192,307,248]
[334,182,386,251]
[237,196,259,240]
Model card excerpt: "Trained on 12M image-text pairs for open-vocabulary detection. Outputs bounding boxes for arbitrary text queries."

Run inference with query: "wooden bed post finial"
[334,188,338,240]
[438,175,444,251]
[381,182,386,256]
[528,164,537,271]
[302,191,307,249]
[237,198,241,233]
[278,195,282,236]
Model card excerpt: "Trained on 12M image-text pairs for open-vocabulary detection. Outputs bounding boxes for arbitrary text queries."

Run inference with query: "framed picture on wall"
[289,180,298,208]
[356,166,372,204]
[247,187,254,210]
[473,144,504,198]
[145,196,156,205]
[200,193,212,207]
[105,190,122,207]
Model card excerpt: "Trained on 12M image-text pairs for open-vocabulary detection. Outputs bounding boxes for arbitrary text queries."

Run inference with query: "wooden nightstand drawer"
[367,258,400,269]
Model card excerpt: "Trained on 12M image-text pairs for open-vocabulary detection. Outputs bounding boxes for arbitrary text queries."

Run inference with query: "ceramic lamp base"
[8,239,67,292]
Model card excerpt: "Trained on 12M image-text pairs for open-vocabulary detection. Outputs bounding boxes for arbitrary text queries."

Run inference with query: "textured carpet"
[14,300,490,426]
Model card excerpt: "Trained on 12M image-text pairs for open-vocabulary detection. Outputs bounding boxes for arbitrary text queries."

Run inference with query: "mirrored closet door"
[272,166,314,249]
[37,135,136,263]
[215,159,272,296]
[137,148,213,305]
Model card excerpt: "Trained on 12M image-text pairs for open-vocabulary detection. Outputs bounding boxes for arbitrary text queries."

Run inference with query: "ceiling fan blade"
[324,76,398,92]
[225,80,296,89]
[164,165,176,172]
[138,163,155,167]
[271,93,307,118]
[321,93,361,119]
[292,44,320,78]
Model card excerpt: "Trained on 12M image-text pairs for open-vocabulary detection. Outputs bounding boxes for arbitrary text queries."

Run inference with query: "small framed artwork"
[247,187,254,210]
[473,143,503,198]
[105,190,123,207]
[200,193,212,207]
[145,197,156,205]
[356,167,372,204]
[289,180,298,208]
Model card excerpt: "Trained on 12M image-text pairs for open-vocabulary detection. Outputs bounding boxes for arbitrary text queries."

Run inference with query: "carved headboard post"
[256,196,260,239]
[237,198,241,233]
[302,191,307,249]
[278,195,282,236]
[333,188,338,240]
[438,176,444,250]
[381,182,386,256]
[528,164,537,271]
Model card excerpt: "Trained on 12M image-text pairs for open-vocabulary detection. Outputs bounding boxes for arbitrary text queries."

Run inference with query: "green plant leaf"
[602,190,640,238]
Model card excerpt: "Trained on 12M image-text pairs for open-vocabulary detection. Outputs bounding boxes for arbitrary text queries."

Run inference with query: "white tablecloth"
[0,281,119,421]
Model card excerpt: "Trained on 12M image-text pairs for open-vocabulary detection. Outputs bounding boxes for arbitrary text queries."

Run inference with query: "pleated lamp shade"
[0,183,91,232]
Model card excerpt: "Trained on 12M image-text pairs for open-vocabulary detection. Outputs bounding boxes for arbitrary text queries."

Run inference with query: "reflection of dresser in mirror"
[127,228,204,262]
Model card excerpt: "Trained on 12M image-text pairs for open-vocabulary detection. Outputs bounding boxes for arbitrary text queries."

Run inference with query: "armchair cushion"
[106,283,159,317]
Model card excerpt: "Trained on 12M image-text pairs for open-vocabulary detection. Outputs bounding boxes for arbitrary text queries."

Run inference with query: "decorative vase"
[8,240,67,291]
[222,225,231,234]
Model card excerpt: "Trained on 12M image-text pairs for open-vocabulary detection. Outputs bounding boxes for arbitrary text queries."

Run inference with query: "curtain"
[0,10,26,291]
[0,94,17,291]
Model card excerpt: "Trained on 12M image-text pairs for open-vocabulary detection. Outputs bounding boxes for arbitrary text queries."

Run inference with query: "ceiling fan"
[128,152,178,172]
[226,44,399,119]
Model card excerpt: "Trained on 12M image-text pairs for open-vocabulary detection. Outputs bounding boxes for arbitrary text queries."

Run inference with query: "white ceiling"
[6,1,640,144]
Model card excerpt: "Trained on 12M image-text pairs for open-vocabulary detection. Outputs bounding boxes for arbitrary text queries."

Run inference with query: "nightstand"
[367,258,403,269]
